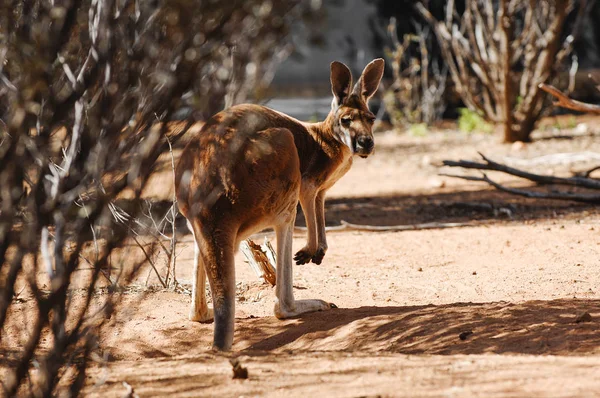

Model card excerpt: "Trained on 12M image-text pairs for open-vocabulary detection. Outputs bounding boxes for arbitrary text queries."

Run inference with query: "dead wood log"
[440,172,600,204]
[443,152,600,190]
[441,153,600,204]
[539,83,600,114]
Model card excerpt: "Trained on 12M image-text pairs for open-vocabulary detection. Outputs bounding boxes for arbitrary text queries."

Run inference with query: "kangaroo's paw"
[311,247,327,265]
[189,307,214,323]
[295,245,327,265]
[294,246,314,265]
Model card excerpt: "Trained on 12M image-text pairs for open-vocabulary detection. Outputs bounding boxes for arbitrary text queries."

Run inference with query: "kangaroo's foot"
[274,299,336,319]
[189,306,214,323]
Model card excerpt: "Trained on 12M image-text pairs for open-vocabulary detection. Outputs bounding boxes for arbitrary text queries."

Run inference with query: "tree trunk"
[503,118,535,143]
[498,0,515,143]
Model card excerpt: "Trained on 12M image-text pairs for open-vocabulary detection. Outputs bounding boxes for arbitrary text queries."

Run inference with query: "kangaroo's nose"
[357,136,374,151]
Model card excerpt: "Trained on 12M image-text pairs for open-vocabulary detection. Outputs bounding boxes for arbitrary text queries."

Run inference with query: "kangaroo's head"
[329,58,385,158]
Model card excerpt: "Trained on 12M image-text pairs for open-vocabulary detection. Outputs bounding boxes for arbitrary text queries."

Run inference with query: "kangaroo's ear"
[352,58,385,102]
[330,61,352,107]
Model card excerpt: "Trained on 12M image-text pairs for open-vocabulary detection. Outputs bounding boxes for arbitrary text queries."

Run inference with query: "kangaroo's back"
[176,104,303,235]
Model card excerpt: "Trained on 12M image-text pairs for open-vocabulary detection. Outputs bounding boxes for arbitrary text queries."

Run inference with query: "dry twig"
[539,83,600,114]
[164,138,179,288]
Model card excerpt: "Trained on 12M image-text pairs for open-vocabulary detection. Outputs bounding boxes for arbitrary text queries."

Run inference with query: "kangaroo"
[175,59,384,350]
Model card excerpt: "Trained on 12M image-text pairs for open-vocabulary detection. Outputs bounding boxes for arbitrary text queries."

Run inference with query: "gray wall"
[272,0,380,87]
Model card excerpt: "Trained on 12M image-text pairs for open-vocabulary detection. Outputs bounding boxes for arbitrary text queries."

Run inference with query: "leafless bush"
[0,0,318,395]
[385,18,448,127]
[416,0,589,142]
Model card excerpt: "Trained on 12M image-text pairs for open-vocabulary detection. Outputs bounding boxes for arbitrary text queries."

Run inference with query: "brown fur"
[175,59,384,350]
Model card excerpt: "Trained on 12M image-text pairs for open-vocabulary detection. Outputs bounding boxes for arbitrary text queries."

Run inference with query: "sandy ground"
[4,116,600,397]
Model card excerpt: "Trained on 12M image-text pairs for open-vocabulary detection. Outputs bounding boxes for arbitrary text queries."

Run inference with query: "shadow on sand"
[150,298,600,357]
[119,185,599,240]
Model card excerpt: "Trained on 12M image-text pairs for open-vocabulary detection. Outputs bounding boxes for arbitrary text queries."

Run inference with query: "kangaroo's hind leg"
[190,221,236,351]
[187,220,214,323]
[274,212,334,319]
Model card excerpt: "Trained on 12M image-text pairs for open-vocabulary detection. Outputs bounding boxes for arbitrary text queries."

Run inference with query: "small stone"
[230,358,248,379]
[428,177,445,188]
[575,312,592,323]
[574,123,589,135]
[472,271,477,275]
[511,141,525,151]
[418,267,423,272]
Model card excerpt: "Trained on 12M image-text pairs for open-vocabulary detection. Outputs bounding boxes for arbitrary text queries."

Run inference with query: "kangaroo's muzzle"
[355,135,374,158]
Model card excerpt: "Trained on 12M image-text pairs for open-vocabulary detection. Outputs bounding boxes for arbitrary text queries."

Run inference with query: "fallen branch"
[582,165,600,178]
[539,83,600,114]
[441,172,600,204]
[294,220,478,233]
[443,152,600,190]
[240,239,276,286]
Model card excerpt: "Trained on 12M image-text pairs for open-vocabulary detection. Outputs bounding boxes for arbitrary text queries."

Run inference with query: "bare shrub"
[0,0,318,395]
[385,18,448,127]
[416,0,590,142]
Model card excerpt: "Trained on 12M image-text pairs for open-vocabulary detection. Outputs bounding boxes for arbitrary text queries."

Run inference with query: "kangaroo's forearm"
[299,189,318,250]
[315,191,327,250]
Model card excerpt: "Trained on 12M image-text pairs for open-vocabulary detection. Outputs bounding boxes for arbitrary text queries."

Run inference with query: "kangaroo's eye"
[341,117,352,127]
